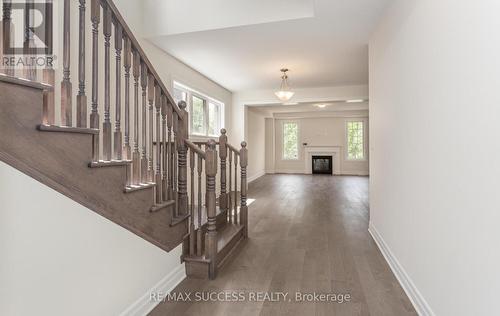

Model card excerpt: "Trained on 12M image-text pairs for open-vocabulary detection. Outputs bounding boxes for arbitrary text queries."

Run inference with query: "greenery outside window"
[173,82,224,137]
[282,121,299,160]
[346,121,365,160]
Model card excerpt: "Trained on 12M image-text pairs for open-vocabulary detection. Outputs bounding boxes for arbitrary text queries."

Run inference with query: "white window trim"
[345,119,367,161]
[173,81,225,138]
[281,120,300,161]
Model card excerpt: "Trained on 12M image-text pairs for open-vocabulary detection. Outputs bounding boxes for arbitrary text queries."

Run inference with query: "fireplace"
[312,155,333,175]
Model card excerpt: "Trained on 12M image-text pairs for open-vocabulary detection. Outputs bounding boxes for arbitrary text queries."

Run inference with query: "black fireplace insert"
[312,155,333,175]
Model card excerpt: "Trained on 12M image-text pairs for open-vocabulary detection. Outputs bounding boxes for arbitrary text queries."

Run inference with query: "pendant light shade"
[275,68,295,102]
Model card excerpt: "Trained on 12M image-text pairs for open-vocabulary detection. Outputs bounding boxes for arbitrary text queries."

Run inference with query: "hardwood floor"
[150,175,417,316]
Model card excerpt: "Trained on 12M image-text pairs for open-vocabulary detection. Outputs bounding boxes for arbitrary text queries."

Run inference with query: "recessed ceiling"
[143,0,392,92]
[248,100,369,117]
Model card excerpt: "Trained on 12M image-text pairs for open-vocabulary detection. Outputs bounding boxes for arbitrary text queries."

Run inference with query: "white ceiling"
[249,101,369,117]
[143,0,391,92]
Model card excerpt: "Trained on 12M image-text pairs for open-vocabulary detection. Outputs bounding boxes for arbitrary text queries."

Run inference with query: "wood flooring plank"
[150,175,416,316]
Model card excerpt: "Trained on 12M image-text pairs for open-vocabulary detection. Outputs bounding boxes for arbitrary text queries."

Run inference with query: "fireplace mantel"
[304,146,342,175]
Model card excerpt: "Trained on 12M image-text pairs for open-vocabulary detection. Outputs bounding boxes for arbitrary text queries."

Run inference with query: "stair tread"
[89,160,132,168]
[124,182,155,193]
[37,124,99,135]
[151,199,175,212]
[0,73,53,90]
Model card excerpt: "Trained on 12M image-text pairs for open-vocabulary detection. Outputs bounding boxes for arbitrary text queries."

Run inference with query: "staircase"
[0,0,248,280]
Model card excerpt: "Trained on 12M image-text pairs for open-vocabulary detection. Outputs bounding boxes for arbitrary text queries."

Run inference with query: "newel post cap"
[219,129,227,159]
[206,139,218,176]
[240,141,248,167]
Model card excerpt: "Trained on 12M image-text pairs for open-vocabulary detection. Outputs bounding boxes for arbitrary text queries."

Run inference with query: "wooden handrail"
[185,140,206,159]
[227,143,240,155]
[103,0,181,115]
[192,141,219,145]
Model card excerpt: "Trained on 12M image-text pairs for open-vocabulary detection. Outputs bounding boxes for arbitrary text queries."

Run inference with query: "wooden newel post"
[219,129,228,212]
[196,144,203,256]
[240,141,248,238]
[205,139,218,279]
[177,101,189,216]
[189,146,196,255]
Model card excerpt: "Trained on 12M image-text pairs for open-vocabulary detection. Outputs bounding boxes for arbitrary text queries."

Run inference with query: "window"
[282,121,299,160]
[173,82,224,137]
[191,95,205,135]
[208,101,220,136]
[346,121,365,160]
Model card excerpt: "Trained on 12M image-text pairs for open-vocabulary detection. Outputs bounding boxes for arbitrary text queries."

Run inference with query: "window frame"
[173,81,224,138]
[345,119,366,161]
[281,120,300,161]
[190,92,208,136]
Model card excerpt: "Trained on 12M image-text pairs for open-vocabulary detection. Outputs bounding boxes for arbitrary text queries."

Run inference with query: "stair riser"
[216,229,244,266]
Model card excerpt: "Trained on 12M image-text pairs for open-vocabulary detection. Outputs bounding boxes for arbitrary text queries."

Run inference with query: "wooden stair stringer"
[0,80,187,252]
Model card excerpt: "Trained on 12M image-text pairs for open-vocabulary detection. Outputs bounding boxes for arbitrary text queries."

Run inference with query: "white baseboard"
[274,169,305,174]
[248,171,266,183]
[340,172,369,176]
[273,169,369,176]
[368,224,435,316]
[119,264,186,316]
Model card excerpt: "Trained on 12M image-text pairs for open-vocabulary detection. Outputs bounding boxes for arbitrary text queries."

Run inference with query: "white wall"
[0,161,184,316]
[232,84,368,147]
[369,1,500,315]
[273,112,369,175]
[114,0,233,137]
[246,109,266,181]
[264,118,275,173]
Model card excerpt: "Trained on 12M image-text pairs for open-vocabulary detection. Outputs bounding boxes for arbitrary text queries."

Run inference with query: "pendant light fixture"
[275,68,295,102]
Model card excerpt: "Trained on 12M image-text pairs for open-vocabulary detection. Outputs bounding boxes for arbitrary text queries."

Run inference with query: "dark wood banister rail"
[227,143,241,155]
[185,140,206,158]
